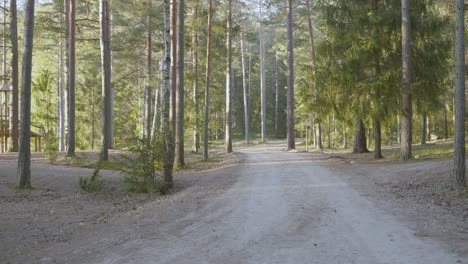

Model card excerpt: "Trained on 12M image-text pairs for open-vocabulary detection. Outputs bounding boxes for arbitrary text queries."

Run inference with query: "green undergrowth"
[340,141,462,162]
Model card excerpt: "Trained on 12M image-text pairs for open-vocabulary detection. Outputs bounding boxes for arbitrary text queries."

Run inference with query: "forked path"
[23,145,466,263]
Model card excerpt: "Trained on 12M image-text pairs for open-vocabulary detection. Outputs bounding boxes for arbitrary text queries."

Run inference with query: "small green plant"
[44,132,58,164]
[120,135,169,194]
[78,162,101,192]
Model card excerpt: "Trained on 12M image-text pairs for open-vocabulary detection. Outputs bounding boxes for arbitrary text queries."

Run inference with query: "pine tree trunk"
[170,0,177,131]
[241,24,249,144]
[397,115,401,144]
[192,28,200,152]
[91,85,96,149]
[400,0,412,160]
[443,95,448,139]
[306,0,322,150]
[225,0,233,153]
[343,122,347,149]
[203,0,212,160]
[8,0,18,152]
[145,1,152,141]
[327,116,331,149]
[162,0,174,187]
[58,36,65,152]
[374,119,383,159]
[286,0,295,150]
[100,0,112,161]
[421,112,427,145]
[427,115,431,141]
[66,0,76,157]
[175,0,185,165]
[17,0,35,189]
[150,86,159,140]
[274,53,279,138]
[2,0,6,152]
[248,53,252,129]
[454,0,466,187]
[259,0,266,143]
[316,123,323,150]
[353,118,369,154]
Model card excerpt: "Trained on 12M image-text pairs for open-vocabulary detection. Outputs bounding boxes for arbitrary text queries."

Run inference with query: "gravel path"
[4,144,466,264]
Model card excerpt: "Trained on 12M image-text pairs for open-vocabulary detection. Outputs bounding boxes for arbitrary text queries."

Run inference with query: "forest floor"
[1,140,468,263]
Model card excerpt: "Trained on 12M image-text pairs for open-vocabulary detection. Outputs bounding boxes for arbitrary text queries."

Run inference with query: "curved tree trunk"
[17,0,36,189]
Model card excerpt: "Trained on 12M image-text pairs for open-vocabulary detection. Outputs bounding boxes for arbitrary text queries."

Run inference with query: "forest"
[0,0,465,191]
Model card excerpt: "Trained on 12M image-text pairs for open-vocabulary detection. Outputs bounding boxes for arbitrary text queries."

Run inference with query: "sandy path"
[6,145,466,263]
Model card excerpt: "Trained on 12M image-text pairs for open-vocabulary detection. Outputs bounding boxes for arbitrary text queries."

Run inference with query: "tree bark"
[241,24,249,144]
[374,119,383,159]
[259,0,266,143]
[316,123,323,150]
[100,0,112,161]
[145,0,152,141]
[58,33,65,151]
[443,95,448,139]
[327,116,331,149]
[203,0,212,160]
[175,0,185,165]
[343,121,347,149]
[306,0,322,151]
[454,0,466,187]
[274,53,279,138]
[8,0,18,152]
[286,0,295,150]
[170,0,177,131]
[400,0,412,160]
[17,0,35,189]
[353,118,369,154]
[66,0,76,157]
[162,0,174,186]
[421,112,427,145]
[225,0,233,153]
[192,16,200,152]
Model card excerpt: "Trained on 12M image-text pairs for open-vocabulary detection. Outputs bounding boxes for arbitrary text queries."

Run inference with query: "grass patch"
[339,140,462,162]
[381,142,455,161]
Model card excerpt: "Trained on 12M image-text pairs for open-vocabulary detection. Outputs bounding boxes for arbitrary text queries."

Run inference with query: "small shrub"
[120,135,167,194]
[44,132,58,164]
[78,163,101,192]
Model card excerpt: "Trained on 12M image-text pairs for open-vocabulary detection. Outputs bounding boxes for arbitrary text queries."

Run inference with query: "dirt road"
[3,144,467,263]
